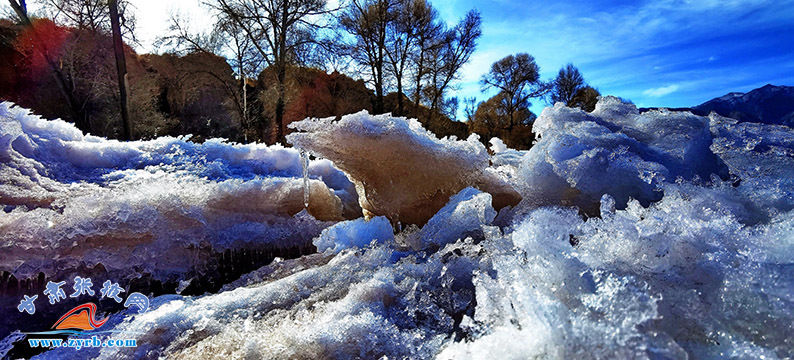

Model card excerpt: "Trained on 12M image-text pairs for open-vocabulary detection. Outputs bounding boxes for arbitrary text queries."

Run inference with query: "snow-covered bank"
[0,102,359,286]
[2,97,792,359]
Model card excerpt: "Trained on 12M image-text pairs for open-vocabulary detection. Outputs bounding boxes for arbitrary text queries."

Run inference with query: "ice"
[35,242,481,359]
[287,111,521,225]
[518,97,728,213]
[0,102,358,285]
[9,96,794,359]
[411,187,497,250]
[313,216,394,254]
[439,185,793,358]
[301,150,309,207]
[308,158,362,219]
[42,182,793,358]
[488,137,508,153]
[708,113,794,220]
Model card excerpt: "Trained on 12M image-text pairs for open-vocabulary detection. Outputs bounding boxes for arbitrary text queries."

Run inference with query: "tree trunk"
[413,47,425,115]
[374,74,383,114]
[275,68,286,144]
[396,76,403,116]
[273,1,288,145]
[373,52,384,114]
[108,0,132,140]
[427,71,440,123]
[236,53,248,143]
[241,71,248,143]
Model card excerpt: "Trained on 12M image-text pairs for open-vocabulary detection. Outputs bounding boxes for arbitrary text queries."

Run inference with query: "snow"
[516,97,730,213]
[1,96,792,359]
[488,137,507,153]
[313,216,394,254]
[412,187,497,250]
[441,184,793,358]
[708,113,794,220]
[0,102,357,282]
[37,182,794,358]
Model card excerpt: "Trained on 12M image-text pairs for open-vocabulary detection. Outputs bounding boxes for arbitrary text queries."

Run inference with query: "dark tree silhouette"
[43,0,136,39]
[211,0,333,144]
[570,85,600,112]
[423,10,480,122]
[108,0,131,140]
[384,0,438,116]
[551,63,585,106]
[480,53,549,130]
[340,0,394,114]
[407,0,442,115]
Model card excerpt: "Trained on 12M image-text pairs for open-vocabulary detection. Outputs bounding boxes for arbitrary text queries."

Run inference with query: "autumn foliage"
[13,18,70,77]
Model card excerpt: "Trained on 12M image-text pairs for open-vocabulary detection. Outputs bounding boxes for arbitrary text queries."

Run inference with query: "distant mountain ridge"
[692,84,794,126]
[638,84,794,127]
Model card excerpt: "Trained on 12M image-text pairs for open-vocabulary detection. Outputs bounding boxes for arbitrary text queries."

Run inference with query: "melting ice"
[0,97,792,359]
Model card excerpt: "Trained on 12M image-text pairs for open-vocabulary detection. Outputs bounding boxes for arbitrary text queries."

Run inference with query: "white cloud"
[643,84,680,97]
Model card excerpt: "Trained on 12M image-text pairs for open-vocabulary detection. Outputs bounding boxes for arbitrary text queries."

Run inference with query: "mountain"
[691,84,794,126]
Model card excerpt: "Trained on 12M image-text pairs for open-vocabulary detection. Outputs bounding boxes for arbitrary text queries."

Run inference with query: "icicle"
[301,150,310,208]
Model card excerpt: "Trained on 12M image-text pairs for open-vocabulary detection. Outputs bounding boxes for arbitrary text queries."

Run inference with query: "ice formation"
[313,216,394,254]
[488,137,508,153]
[517,97,729,213]
[0,102,359,286]
[1,97,792,359]
[33,183,794,359]
[287,111,521,225]
[412,187,497,250]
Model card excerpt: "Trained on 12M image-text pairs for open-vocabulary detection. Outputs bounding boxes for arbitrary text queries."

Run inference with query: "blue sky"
[434,0,794,115]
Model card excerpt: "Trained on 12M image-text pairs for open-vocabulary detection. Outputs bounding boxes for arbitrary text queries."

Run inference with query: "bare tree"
[383,0,435,116]
[550,63,585,106]
[481,53,549,130]
[218,19,263,141]
[6,0,29,22]
[7,0,89,130]
[463,96,476,122]
[340,0,394,114]
[423,10,480,121]
[210,0,334,144]
[43,0,136,41]
[108,0,131,140]
[158,12,265,141]
[407,0,441,114]
[157,13,217,54]
[340,0,476,121]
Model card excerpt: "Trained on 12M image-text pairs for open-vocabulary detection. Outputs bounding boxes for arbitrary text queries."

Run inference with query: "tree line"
[1,0,600,149]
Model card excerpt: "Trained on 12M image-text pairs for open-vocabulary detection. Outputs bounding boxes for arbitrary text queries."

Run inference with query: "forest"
[1,0,599,149]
